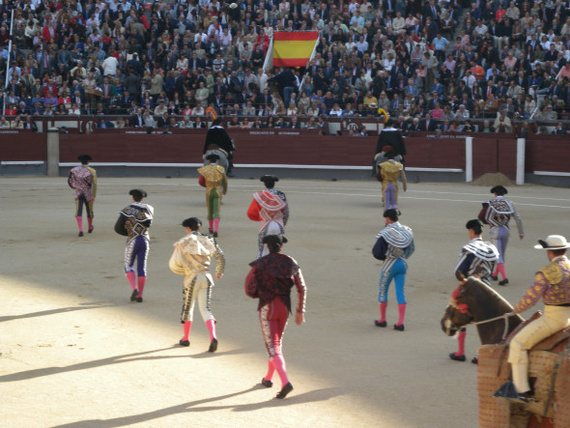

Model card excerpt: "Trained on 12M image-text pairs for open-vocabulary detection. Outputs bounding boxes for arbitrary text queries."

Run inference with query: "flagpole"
[299,33,320,94]
[263,36,274,72]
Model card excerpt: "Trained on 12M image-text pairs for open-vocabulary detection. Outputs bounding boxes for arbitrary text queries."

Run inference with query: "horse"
[203,144,229,173]
[441,274,570,427]
[441,273,524,345]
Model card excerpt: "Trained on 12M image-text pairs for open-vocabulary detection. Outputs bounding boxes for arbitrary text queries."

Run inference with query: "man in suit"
[157,112,171,129]
[188,52,205,71]
[424,0,440,24]
[39,49,55,76]
[131,107,145,128]
[420,113,437,132]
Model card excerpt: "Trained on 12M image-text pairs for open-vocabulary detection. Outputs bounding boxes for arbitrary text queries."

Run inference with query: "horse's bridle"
[448,289,515,341]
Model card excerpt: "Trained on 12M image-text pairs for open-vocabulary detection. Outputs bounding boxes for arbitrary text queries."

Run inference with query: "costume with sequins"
[245,252,306,358]
[454,237,499,285]
[198,164,227,221]
[479,195,524,264]
[68,164,97,218]
[378,159,406,209]
[169,232,225,323]
[247,189,289,258]
[508,255,570,394]
[115,202,154,277]
[373,222,415,304]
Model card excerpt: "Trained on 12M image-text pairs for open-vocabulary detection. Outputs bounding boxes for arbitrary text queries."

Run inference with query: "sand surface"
[1,175,569,428]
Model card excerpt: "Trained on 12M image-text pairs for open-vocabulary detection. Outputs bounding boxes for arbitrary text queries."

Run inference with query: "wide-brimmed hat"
[534,235,570,250]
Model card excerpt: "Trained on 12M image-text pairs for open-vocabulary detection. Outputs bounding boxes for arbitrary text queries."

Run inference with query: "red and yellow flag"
[272,31,319,67]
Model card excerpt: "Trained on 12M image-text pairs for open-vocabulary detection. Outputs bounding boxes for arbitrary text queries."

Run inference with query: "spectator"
[494,111,513,133]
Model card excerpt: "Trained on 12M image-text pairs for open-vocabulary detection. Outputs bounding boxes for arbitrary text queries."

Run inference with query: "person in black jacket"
[268,67,297,108]
[203,118,235,176]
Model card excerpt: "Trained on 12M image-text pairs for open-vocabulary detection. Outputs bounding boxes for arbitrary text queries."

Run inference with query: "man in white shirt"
[102,54,119,77]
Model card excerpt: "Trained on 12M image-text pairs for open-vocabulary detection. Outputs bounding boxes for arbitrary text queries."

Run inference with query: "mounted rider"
[495,235,570,402]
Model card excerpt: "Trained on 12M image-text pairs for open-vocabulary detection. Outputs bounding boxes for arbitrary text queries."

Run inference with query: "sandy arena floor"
[1,175,569,427]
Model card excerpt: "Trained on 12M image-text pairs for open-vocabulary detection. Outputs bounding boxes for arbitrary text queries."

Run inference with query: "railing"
[3,8,15,115]
[4,113,569,137]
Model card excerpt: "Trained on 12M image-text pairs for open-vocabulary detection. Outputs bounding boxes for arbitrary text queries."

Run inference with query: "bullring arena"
[1,175,569,427]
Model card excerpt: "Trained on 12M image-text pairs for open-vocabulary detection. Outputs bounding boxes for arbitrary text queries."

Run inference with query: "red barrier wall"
[525,136,570,174]
[3,129,570,179]
[0,131,47,161]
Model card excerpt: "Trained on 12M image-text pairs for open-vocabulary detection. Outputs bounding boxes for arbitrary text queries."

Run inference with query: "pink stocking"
[87,217,93,229]
[455,330,466,356]
[182,321,192,341]
[264,358,275,382]
[213,218,220,232]
[396,303,406,326]
[208,220,214,231]
[76,216,83,232]
[137,276,146,297]
[272,354,289,388]
[126,271,137,291]
[379,302,388,322]
[205,319,217,341]
[497,263,507,280]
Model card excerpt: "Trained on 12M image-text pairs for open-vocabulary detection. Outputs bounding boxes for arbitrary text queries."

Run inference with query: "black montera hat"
[206,153,220,162]
[78,154,92,163]
[182,217,202,230]
[383,209,400,221]
[129,188,148,198]
[490,185,508,195]
[262,234,288,246]
[260,175,279,183]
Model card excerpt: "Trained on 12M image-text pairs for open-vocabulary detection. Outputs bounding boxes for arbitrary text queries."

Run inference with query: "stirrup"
[493,381,535,402]
[493,381,518,399]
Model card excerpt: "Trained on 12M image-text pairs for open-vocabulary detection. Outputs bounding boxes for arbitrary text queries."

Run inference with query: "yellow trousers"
[508,305,570,393]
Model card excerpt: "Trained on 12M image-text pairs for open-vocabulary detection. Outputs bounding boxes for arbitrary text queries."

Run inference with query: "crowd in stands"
[1,0,570,135]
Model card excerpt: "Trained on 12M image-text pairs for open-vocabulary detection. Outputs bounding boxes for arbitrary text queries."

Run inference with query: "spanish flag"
[273,31,319,68]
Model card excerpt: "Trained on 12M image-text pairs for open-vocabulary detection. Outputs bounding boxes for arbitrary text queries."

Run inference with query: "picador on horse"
[202,117,235,177]
[441,234,570,427]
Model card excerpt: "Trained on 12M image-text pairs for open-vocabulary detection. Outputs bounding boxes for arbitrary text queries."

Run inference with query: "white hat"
[534,235,570,250]
[229,2,238,8]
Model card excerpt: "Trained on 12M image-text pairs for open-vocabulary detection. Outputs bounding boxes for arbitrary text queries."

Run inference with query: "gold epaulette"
[539,262,563,285]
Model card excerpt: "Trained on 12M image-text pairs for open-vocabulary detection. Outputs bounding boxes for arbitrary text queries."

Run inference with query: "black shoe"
[261,378,273,388]
[208,338,218,353]
[393,324,405,331]
[179,339,190,347]
[88,226,94,233]
[78,231,84,237]
[213,232,218,237]
[499,279,509,286]
[276,382,293,399]
[490,275,498,281]
[472,357,479,364]
[374,320,387,327]
[449,353,466,362]
[130,289,139,301]
[136,297,143,302]
[227,172,234,178]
